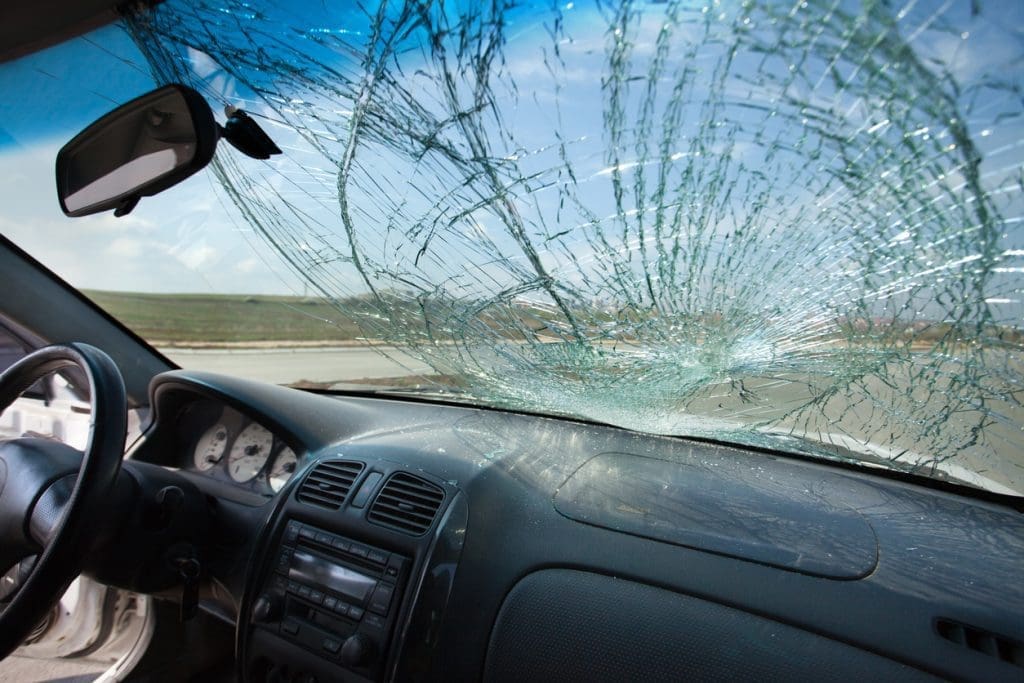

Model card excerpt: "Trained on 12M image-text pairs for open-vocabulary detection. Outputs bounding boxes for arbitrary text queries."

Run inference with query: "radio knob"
[340,633,374,667]
[252,594,281,623]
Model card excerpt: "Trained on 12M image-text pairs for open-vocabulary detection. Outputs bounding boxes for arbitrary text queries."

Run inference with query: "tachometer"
[227,422,274,482]
[268,447,298,492]
[194,423,229,471]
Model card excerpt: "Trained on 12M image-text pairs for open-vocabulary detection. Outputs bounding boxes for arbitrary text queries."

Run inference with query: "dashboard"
[126,369,1024,682]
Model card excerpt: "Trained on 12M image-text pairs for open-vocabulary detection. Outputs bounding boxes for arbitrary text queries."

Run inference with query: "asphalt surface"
[160,345,430,385]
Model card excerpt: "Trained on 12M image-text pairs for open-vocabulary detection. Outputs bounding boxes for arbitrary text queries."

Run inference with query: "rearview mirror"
[56,84,218,217]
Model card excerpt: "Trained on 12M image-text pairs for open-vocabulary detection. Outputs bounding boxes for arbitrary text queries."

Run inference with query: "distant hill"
[83,290,364,344]
[84,290,1023,350]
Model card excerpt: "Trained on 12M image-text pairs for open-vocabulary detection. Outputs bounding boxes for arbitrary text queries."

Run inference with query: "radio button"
[309,590,324,604]
[323,596,337,610]
[298,585,312,598]
[314,532,332,545]
[298,527,316,540]
[368,584,394,616]
[367,550,387,565]
[333,602,350,617]
[347,606,364,620]
[287,581,300,593]
[285,521,301,542]
[384,555,404,577]
[349,545,368,559]
[331,537,349,552]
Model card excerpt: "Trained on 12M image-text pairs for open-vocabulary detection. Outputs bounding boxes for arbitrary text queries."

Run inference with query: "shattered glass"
[119,0,1021,492]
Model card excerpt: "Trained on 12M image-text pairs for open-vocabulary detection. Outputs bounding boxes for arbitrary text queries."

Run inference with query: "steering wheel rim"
[0,343,126,659]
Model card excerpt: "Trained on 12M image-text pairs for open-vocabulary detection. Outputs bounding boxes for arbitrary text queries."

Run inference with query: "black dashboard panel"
[135,370,1024,682]
[485,569,938,682]
[554,451,878,578]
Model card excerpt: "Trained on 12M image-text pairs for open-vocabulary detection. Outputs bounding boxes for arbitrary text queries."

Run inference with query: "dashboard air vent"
[936,618,1024,667]
[297,460,364,510]
[368,473,444,535]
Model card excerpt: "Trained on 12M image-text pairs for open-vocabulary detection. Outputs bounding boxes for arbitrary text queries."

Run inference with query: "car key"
[175,556,201,622]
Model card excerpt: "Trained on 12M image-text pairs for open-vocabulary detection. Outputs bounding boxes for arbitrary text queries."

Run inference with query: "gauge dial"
[193,423,230,471]
[268,448,299,492]
[227,422,274,482]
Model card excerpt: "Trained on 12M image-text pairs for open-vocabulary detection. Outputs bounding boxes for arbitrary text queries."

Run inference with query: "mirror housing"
[55,84,218,217]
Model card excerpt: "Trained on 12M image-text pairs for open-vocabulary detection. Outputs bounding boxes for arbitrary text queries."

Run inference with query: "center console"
[240,457,467,683]
[251,520,410,675]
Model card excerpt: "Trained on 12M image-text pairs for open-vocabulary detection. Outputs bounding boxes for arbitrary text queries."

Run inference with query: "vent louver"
[368,472,445,535]
[296,460,363,510]
[936,618,1024,667]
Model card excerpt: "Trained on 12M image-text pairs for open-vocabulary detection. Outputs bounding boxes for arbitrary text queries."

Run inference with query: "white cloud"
[234,256,261,273]
[170,242,219,271]
[105,237,145,258]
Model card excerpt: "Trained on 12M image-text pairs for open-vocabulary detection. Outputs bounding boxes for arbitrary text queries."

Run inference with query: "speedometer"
[227,422,274,482]
[194,423,229,471]
[268,447,298,492]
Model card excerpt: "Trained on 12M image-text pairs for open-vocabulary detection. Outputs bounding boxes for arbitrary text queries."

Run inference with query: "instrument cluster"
[179,399,299,494]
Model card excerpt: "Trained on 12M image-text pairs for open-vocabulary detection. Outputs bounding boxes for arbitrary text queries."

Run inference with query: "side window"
[0,318,91,450]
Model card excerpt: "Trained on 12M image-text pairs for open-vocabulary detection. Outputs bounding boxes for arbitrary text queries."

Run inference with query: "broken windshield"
[1,0,1022,494]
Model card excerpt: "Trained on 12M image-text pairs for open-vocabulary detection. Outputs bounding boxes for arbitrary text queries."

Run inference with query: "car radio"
[252,519,409,673]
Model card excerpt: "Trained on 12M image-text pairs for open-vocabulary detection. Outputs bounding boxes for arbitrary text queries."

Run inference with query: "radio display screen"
[289,549,377,605]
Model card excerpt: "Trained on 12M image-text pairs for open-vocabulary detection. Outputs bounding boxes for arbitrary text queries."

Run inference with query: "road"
[160,345,431,385]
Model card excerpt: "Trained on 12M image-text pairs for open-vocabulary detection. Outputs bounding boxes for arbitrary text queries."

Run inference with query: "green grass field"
[85,289,1022,351]
[84,291,363,344]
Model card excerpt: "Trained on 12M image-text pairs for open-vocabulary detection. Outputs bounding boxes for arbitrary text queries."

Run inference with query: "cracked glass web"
[121,0,1023,493]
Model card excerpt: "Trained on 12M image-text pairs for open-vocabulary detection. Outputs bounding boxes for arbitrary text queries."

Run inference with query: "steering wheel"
[0,343,126,659]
